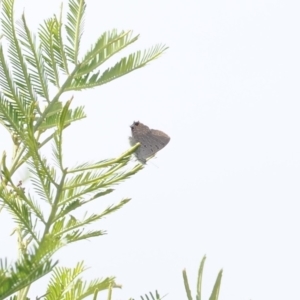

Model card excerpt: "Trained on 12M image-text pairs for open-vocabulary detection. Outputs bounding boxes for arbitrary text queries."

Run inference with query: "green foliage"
[46,261,119,300]
[0,255,57,300]
[0,1,223,300]
[135,290,164,300]
[0,0,167,299]
[183,256,223,300]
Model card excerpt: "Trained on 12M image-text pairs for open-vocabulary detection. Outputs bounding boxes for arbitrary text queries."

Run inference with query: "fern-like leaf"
[1,0,36,105]
[46,262,118,300]
[65,0,86,64]
[68,44,168,90]
[77,30,139,76]
[0,256,57,300]
[17,14,50,101]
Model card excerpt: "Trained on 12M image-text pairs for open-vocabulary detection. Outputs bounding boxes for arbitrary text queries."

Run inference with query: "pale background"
[0,0,300,299]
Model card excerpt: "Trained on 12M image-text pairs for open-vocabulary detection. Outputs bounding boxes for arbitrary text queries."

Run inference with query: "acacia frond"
[0,46,26,113]
[51,99,74,170]
[0,255,57,300]
[31,232,65,264]
[38,18,67,86]
[65,0,86,64]
[0,93,25,134]
[46,262,117,300]
[33,198,130,249]
[59,163,140,206]
[51,214,103,236]
[0,45,29,136]
[76,30,139,76]
[0,188,39,241]
[1,0,37,105]
[27,156,58,204]
[68,44,168,90]
[17,14,50,101]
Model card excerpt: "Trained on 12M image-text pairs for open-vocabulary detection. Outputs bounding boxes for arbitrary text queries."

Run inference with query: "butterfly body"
[129,121,170,163]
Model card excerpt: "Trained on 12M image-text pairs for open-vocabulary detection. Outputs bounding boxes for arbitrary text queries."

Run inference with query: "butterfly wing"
[130,122,170,163]
[150,129,170,148]
[130,122,151,163]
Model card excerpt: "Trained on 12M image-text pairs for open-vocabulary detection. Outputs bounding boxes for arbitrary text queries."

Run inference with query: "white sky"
[1,0,300,299]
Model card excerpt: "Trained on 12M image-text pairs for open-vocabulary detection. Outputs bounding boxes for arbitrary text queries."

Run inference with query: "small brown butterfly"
[129,121,170,163]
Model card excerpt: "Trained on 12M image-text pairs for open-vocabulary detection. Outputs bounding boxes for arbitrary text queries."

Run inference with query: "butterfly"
[129,121,170,163]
